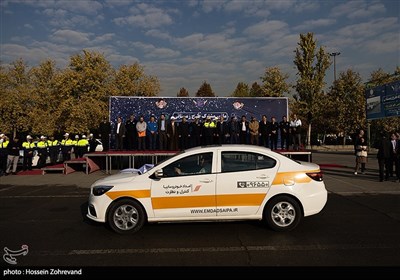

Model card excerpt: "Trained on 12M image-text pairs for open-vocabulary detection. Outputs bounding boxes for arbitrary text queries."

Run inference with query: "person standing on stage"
[178,116,191,149]
[136,115,147,151]
[60,133,72,162]
[98,117,111,151]
[239,115,249,144]
[36,135,49,168]
[269,117,279,150]
[167,116,179,150]
[191,116,202,147]
[88,133,98,153]
[158,114,168,150]
[249,116,259,146]
[48,135,60,165]
[290,114,302,150]
[114,116,126,151]
[147,115,158,150]
[216,115,227,145]
[279,116,290,150]
[125,114,137,150]
[259,115,269,148]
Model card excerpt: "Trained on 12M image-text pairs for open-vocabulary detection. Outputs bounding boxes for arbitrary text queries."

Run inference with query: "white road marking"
[25,243,400,257]
[0,186,16,192]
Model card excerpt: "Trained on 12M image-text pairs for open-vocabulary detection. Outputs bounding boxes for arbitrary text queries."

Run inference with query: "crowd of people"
[0,133,100,176]
[376,131,400,182]
[1,114,399,183]
[353,129,400,182]
[0,113,303,176]
[98,113,304,153]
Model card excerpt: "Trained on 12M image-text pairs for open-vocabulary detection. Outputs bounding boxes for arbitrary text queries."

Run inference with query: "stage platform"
[84,150,178,174]
[83,149,312,175]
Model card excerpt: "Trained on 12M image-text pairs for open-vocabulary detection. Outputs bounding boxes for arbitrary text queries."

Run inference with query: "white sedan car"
[87,145,327,234]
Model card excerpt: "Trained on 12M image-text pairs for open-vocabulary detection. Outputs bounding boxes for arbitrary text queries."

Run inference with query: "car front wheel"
[264,195,302,232]
[107,199,146,234]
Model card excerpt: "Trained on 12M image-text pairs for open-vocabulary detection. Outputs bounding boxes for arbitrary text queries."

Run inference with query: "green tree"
[114,62,160,97]
[231,82,250,97]
[29,60,61,136]
[177,87,189,97]
[0,50,162,138]
[260,66,290,97]
[249,82,263,97]
[0,65,11,134]
[326,69,366,145]
[366,67,400,88]
[196,81,215,97]
[293,32,331,147]
[56,50,114,134]
[0,59,32,137]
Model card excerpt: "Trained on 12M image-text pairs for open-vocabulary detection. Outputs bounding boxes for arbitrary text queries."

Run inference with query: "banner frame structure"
[109,96,289,124]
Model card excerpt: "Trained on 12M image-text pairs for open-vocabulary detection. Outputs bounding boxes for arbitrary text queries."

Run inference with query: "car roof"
[183,144,272,153]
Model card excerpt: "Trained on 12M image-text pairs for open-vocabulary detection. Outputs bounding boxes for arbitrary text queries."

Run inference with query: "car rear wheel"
[264,195,302,232]
[107,199,146,234]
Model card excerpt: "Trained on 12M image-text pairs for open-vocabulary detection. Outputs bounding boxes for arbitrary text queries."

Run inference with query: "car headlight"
[92,185,114,196]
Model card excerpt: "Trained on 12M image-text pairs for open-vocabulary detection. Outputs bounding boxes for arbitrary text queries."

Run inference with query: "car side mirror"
[154,169,164,178]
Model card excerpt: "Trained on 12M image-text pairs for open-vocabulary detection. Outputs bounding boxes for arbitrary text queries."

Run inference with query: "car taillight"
[306,171,323,181]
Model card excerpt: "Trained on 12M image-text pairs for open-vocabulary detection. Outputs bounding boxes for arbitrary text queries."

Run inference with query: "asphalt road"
[1,151,399,277]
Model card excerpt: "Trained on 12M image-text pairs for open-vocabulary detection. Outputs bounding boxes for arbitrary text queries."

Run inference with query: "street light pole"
[330,52,341,81]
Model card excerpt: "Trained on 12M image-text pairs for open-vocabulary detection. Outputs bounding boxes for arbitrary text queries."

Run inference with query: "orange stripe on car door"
[152,195,216,209]
[152,193,266,209]
[216,194,266,206]
[106,190,151,200]
[272,170,318,185]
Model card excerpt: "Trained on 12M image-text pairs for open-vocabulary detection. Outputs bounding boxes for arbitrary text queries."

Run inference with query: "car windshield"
[120,164,155,174]
[160,152,213,177]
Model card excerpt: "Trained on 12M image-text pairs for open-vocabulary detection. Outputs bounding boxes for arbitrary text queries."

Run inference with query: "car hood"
[93,172,139,186]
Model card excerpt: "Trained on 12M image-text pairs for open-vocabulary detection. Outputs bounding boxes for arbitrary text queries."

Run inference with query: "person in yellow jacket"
[0,134,9,176]
[61,133,73,162]
[22,135,36,171]
[36,135,48,168]
[202,116,216,146]
[76,135,89,158]
[48,135,60,165]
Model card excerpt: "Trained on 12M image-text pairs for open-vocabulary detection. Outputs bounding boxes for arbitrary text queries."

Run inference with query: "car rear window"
[221,151,276,173]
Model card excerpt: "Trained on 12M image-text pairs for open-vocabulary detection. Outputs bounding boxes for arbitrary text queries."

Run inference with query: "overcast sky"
[1,0,399,96]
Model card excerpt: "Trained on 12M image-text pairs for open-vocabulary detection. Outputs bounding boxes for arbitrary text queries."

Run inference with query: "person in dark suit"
[216,115,227,145]
[178,116,190,150]
[125,114,137,150]
[114,116,126,150]
[376,132,391,182]
[98,117,111,151]
[157,114,168,150]
[167,116,179,151]
[388,132,400,181]
[239,115,249,144]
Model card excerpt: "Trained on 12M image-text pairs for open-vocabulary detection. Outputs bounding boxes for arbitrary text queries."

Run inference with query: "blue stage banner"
[366,80,400,120]
[109,97,289,123]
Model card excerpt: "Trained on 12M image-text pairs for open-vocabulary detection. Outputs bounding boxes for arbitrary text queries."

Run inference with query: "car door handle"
[256,175,269,179]
[200,179,213,183]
